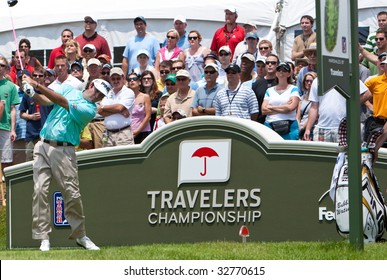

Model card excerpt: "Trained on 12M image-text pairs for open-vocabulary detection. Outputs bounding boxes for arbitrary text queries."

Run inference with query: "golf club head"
[7,0,18,7]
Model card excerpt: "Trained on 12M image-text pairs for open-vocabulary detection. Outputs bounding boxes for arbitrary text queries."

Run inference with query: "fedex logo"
[178,139,231,186]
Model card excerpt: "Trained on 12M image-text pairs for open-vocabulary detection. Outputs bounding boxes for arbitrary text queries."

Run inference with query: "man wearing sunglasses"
[98,68,135,146]
[192,63,223,116]
[215,64,258,120]
[75,16,111,58]
[252,54,279,124]
[360,28,387,76]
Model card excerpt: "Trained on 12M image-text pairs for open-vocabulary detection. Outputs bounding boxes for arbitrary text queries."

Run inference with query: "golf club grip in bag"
[334,152,387,242]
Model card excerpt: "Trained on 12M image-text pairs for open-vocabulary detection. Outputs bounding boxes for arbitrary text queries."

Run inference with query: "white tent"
[0,0,385,64]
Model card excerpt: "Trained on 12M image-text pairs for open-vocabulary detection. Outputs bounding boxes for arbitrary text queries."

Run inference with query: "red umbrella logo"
[191,147,219,176]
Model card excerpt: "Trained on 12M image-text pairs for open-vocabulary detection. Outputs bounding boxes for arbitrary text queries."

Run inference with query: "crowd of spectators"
[0,7,386,170]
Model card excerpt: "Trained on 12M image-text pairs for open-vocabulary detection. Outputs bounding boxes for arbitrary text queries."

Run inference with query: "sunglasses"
[71,68,82,72]
[259,47,270,50]
[166,82,175,86]
[204,70,216,75]
[375,37,385,42]
[226,71,238,75]
[167,36,176,39]
[101,71,110,75]
[305,79,314,83]
[33,74,44,78]
[265,61,277,65]
[83,49,94,53]
[84,21,95,24]
[219,52,230,57]
[142,77,153,81]
[160,70,170,75]
[277,68,290,73]
[188,36,198,40]
[127,77,139,82]
[0,64,7,68]
[176,77,188,81]
[172,66,183,70]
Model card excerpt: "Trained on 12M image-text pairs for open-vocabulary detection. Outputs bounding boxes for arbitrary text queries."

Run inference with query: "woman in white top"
[262,62,301,140]
[184,30,210,82]
[154,29,185,73]
[296,71,317,140]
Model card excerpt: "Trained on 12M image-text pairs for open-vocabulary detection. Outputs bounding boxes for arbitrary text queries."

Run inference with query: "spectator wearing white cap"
[48,55,83,92]
[163,15,190,50]
[122,16,160,76]
[133,49,157,77]
[191,63,223,116]
[85,58,102,89]
[239,53,257,87]
[98,67,135,146]
[210,7,245,57]
[164,69,195,123]
[75,16,111,58]
[184,30,211,82]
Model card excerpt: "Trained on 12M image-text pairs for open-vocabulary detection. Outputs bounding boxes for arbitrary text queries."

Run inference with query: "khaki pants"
[32,141,86,240]
[105,127,134,147]
[88,121,106,149]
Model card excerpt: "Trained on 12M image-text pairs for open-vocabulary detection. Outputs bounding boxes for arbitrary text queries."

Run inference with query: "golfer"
[22,75,111,251]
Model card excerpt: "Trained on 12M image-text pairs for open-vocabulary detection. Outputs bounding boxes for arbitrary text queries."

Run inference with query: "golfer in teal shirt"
[22,76,111,251]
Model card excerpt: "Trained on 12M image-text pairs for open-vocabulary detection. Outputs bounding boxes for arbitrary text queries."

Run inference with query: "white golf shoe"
[40,239,50,251]
[76,236,100,250]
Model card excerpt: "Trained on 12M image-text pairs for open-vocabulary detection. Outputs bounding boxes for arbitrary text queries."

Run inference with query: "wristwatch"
[201,107,206,113]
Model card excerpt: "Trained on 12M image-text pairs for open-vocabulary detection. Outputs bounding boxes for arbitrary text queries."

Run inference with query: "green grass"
[1,207,387,260]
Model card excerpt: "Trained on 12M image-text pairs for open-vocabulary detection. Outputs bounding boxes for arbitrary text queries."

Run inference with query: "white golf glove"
[22,81,35,97]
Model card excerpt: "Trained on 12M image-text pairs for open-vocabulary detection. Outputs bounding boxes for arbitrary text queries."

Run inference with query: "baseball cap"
[109,67,124,77]
[176,69,190,78]
[225,64,241,73]
[134,16,147,25]
[204,53,219,62]
[241,53,255,63]
[172,109,187,118]
[380,56,387,64]
[93,79,112,96]
[245,32,259,40]
[204,63,219,72]
[276,62,291,72]
[102,63,112,70]
[165,73,176,83]
[17,69,31,79]
[84,16,97,24]
[97,54,111,64]
[255,56,266,64]
[45,68,56,77]
[83,44,96,52]
[378,52,387,60]
[243,21,257,29]
[174,15,187,23]
[219,45,232,54]
[137,49,150,58]
[224,6,237,14]
[303,42,317,56]
[71,61,83,71]
[87,58,101,67]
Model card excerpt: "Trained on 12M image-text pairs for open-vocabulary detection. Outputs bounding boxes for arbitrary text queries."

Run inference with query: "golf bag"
[330,118,387,242]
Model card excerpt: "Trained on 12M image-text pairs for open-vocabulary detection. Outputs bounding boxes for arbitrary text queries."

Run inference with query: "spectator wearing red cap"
[75,16,111,58]
[210,7,245,57]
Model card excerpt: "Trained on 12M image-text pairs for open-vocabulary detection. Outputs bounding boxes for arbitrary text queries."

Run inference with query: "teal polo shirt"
[40,84,96,145]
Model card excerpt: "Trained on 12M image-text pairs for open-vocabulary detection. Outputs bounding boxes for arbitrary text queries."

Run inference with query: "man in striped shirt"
[215,64,258,120]
[364,11,387,53]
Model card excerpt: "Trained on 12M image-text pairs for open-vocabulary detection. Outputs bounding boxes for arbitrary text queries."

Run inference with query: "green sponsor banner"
[5,118,387,249]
